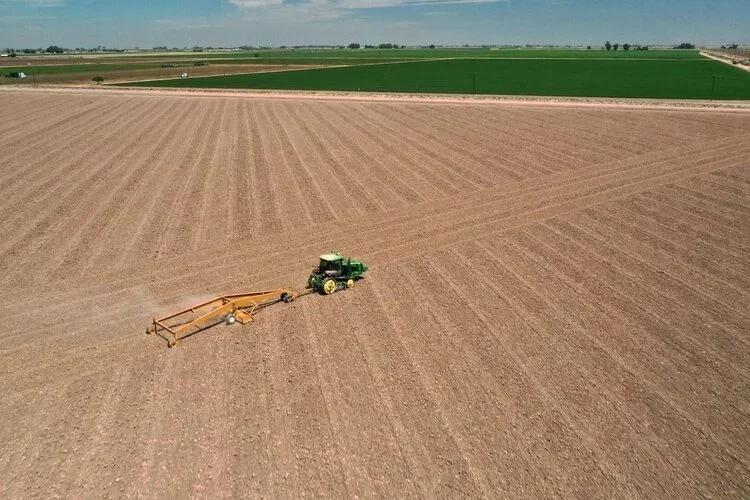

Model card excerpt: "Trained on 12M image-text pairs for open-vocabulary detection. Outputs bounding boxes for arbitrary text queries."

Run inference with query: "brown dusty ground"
[0,64,313,86]
[0,88,749,498]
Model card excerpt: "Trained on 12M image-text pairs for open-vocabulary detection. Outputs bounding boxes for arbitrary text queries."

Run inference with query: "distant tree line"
[348,43,402,49]
[604,41,649,51]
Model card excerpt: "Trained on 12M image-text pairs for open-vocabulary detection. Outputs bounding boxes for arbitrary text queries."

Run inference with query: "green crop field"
[122,58,750,100]
[1,48,703,76]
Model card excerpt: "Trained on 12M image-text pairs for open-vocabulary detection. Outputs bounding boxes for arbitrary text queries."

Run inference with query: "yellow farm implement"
[146,288,309,347]
[146,253,368,347]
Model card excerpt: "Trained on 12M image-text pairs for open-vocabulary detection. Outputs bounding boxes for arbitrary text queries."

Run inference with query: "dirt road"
[1,89,748,497]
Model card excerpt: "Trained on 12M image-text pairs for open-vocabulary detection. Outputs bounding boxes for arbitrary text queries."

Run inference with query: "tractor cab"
[318,253,344,276]
[307,252,368,294]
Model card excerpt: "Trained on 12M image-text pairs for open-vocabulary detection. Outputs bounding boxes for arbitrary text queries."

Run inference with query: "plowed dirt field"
[1,89,749,498]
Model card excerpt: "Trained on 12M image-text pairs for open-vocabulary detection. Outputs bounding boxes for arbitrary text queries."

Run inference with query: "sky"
[0,0,748,49]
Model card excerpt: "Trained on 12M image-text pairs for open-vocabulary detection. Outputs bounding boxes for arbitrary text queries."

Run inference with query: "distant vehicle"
[5,71,26,78]
[180,72,189,78]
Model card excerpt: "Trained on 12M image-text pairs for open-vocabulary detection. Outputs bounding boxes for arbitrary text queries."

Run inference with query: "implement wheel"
[346,278,355,289]
[322,278,337,295]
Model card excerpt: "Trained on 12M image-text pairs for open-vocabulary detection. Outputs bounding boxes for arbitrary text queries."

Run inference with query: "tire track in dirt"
[2,132,746,321]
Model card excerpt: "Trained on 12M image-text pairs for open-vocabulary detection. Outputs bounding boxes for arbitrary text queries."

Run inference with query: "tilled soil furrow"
[344,104,468,194]
[85,99,204,271]
[107,99,214,268]
[0,97,148,222]
[0,99,178,285]
[191,100,231,250]
[631,192,749,258]
[370,104,502,186]
[613,195,748,272]
[576,206,750,308]
[506,229,750,431]
[301,102,424,206]
[667,183,750,220]
[361,104,496,189]
[3,92,750,498]
[461,239,714,496]
[274,102,337,223]
[258,103,315,229]
[539,219,749,370]
[1,133,745,316]
[414,253,618,496]
[38,101,198,285]
[300,103,407,210]
[152,100,223,257]
[321,102,453,194]
[302,295,420,496]
[368,272,491,497]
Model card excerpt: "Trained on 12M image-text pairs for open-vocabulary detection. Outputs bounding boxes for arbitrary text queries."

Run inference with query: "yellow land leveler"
[146,253,368,347]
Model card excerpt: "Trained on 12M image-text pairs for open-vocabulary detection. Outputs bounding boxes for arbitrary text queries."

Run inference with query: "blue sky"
[0,0,747,49]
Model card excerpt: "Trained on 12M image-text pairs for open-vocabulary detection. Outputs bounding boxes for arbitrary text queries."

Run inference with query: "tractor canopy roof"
[319,253,344,262]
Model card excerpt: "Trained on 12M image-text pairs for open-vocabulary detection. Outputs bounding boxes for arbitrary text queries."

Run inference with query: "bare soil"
[0,89,748,498]
[0,64,313,86]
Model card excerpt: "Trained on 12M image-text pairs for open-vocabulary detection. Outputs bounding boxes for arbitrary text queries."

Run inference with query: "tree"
[586,45,592,50]
[347,43,360,49]
[45,45,64,53]
[605,40,612,51]
[92,75,104,84]
[623,43,630,51]
[429,44,436,49]
[613,43,619,51]
[674,43,695,49]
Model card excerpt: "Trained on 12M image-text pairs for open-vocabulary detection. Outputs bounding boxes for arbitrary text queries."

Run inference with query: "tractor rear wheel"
[322,278,337,295]
[346,278,355,289]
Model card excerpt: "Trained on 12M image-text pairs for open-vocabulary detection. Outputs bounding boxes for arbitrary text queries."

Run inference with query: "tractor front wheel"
[346,278,355,289]
[322,278,337,295]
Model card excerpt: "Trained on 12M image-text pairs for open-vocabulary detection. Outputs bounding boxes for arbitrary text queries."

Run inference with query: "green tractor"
[307,253,368,294]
